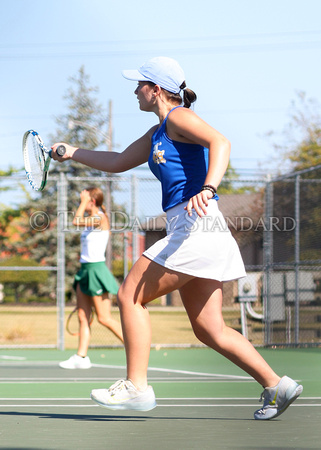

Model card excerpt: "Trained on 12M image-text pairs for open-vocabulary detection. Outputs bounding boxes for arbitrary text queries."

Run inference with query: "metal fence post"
[131,174,139,263]
[124,232,129,279]
[57,172,67,351]
[105,175,112,270]
[263,175,273,345]
[294,175,300,345]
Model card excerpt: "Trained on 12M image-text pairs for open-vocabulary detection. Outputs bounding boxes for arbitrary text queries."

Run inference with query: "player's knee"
[116,286,127,309]
[192,320,225,347]
[96,314,110,326]
[117,284,143,310]
[192,323,208,344]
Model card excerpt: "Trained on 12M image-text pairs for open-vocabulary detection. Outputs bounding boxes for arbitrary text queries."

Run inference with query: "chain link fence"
[0,166,320,348]
[261,164,321,346]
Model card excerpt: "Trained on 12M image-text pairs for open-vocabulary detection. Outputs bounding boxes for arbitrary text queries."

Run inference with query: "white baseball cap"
[122,56,185,94]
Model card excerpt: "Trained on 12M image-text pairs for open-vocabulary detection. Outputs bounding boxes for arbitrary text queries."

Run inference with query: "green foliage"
[0,256,48,284]
[268,91,321,173]
[0,168,20,202]
[2,293,53,304]
[0,167,18,177]
[49,66,107,177]
[0,256,49,303]
[0,206,21,228]
[220,163,257,194]
[112,259,133,281]
[267,91,321,263]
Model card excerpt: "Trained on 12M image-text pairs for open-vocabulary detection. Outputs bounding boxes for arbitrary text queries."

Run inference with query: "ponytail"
[100,203,107,216]
[182,88,197,108]
[100,203,110,228]
[160,81,197,108]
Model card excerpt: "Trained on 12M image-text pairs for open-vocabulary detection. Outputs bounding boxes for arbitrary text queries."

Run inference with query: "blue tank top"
[149,106,218,212]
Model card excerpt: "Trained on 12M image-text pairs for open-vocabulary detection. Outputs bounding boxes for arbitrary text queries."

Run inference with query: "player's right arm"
[51,126,157,173]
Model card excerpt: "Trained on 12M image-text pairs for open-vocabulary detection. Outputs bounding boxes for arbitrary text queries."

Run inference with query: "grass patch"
[0,305,243,348]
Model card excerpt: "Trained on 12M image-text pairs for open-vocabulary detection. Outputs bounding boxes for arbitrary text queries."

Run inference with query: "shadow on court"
[0,410,254,422]
[0,405,320,450]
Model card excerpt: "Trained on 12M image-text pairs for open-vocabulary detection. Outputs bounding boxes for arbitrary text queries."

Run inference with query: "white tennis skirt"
[143,199,246,282]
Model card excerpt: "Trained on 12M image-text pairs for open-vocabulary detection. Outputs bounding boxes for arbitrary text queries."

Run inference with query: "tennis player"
[52,57,302,418]
[59,187,123,369]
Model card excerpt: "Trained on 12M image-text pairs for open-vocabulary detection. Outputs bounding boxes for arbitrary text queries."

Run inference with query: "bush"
[0,256,49,303]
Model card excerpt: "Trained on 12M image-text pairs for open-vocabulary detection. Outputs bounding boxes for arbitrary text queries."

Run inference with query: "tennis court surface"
[0,347,320,449]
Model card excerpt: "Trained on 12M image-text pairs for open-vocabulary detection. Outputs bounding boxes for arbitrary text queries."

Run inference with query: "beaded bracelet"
[200,184,217,197]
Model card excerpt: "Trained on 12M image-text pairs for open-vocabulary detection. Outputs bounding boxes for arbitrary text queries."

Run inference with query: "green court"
[0,347,320,449]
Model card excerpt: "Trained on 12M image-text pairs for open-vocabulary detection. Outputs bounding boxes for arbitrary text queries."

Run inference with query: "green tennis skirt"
[73,262,119,297]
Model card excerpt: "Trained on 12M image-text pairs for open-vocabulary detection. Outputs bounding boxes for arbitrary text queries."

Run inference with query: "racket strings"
[31,135,45,183]
[25,134,45,190]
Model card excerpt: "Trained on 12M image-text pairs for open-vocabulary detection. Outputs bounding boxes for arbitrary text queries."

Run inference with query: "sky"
[1,0,321,180]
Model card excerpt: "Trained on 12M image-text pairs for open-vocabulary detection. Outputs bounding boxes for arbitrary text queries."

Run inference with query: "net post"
[57,172,67,351]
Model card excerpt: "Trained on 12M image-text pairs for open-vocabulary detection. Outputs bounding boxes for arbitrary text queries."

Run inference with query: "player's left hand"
[184,190,213,217]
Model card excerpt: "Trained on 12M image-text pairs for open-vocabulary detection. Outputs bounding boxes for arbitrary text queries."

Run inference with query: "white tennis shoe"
[59,354,92,369]
[91,379,157,411]
[254,375,303,420]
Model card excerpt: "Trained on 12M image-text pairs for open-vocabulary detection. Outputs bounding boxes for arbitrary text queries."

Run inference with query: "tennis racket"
[66,306,95,336]
[22,129,66,191]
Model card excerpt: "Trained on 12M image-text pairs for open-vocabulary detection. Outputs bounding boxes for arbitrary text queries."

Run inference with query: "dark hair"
[182,88,197,108]
[147,81,197,108]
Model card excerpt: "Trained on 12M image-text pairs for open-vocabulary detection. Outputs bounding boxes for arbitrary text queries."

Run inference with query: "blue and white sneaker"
[91,379,157,411]
[254,375,303,420]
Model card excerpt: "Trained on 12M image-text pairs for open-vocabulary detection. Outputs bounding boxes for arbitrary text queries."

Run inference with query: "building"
[142,193,264,306]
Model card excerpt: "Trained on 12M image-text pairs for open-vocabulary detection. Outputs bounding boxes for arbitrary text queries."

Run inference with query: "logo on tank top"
[152,142,166,164]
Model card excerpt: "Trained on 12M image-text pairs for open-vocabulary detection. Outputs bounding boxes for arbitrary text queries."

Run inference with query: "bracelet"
[200,184,217,197]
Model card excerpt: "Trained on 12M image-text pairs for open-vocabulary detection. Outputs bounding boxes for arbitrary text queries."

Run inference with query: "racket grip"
[56,145,66,156]
[48,145,66,158]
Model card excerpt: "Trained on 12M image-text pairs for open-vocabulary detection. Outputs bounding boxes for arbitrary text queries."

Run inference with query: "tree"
[6,66,112,299]
[219,162,256,194]
[268,91,321,172]
[0,167,18,195]
[0,256,48,303]
[49,65,107,173]
[266,91,321,262]
[0,207,30,259]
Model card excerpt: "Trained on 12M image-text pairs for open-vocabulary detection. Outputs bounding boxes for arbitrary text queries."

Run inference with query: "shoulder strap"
[162,105,182,129]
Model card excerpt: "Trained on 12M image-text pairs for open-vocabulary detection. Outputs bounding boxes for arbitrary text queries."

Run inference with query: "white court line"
[92,364,253,380]
[0,356,27,361]
[0,361,58,366]
[0,405,98,408]
[0,404,319,408]
[0,398,92,400]
[158,404,321,407]
[0,360,254,381]
[0,377,243,382]
[92,363,253,380]
[0,397,321,406]
[0,397,318,401]
[148,366,253,380]
[0,378,240,385]
[0,378,116,382]
[0,396,318,408]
